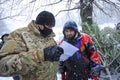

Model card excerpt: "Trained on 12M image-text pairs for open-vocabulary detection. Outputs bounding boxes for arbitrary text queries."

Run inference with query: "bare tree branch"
[0,5,28,20]
[0,0,9,5]
[29,0,37,3]
[93,1,111,17]
[41,0,63,6]
[0,13,23,20]
[102,0,120,11]
[55,6,80,16]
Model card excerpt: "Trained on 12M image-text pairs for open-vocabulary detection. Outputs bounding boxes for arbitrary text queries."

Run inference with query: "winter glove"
[85,43,97,51]
[44,45,64,62]
[90,65,102,77]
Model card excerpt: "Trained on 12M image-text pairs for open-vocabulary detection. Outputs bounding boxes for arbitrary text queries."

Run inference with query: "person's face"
[3,36,9,41]
[36,24,53,37]
[64,29,75,39]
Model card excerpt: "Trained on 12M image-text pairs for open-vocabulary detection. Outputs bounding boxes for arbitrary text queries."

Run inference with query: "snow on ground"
[0,77,13,80]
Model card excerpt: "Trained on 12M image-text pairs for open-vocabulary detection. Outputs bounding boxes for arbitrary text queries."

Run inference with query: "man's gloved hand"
[44,45,64,62]
[90,65,102,77]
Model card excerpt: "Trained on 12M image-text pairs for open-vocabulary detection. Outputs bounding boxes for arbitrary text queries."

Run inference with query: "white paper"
[59,41,79,61]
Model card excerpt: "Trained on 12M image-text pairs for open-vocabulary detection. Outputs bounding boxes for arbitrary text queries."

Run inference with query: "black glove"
[44,45,64,62]
[90,65,102,76]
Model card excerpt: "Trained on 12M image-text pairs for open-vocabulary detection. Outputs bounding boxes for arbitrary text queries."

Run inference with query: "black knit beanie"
[35,11,55,27]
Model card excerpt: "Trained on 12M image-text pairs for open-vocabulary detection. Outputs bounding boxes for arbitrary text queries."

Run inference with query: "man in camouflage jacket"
[0,11,63,80]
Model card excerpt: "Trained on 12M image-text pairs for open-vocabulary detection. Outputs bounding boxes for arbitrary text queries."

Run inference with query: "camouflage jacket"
[0,20,58,80]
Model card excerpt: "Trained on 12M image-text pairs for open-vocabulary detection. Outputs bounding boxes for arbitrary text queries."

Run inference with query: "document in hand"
[59,41,79,61]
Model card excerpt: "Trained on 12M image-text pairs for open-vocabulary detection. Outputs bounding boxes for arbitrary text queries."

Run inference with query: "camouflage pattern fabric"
[0,20,58,80]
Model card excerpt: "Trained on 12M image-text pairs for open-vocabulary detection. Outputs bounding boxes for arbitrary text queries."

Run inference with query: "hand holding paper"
[59,41,79,61]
